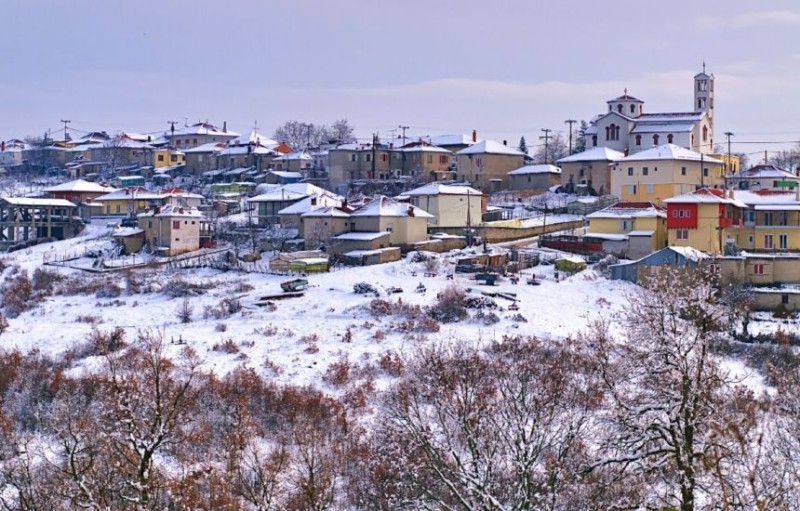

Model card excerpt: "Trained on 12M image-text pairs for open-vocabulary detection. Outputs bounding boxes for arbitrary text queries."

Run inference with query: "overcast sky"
[3,0,799,159]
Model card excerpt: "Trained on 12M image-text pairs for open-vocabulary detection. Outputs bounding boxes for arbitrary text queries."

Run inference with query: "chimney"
[503,140,507,146]
[472,130,477,143]
[624,149,629,157]
[407,206,415,217]
[222,121,227,133]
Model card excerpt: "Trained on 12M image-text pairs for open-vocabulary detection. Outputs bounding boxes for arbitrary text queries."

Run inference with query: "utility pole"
[399,125,409,175]
[167,121,178,145]
[303,123,314,150]
[724,131,734,175]
[60,119,71,144]
[371,133,378,180]
[539,128,552,164]
[564,119,576,155]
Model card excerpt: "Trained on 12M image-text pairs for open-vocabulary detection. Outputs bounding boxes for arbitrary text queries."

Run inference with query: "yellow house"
[664,188,747,254]
[611,144,725,205]
[728,189,800,251]
[94,187,165,216]
[153,148,185,169]
[455,140,526,192]
[586,202,667,255]
[404,183,485,228]
[348,196,433,246]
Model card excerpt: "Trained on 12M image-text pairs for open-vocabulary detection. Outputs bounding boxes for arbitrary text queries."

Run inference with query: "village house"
[403,183,485,229]
[725,164,800,192]
[216,132,283,172]
[272,150,314,174]
[455,140,526,192]
[586,201,667,258]
[664,188,747,254]
[347,195,433,246]
[278,191,345,234]
[300,206,352,250]
[583,67,715,154]
[168,122,239,150]
[43,179,116,205]
[729,188,800,251]
[94,187,165,216]
[248,183,330,226]
[0,139,30,168]
[137,204,203,256]
[557,146,624,196]
[394,141,453,182]
[611,144,725,204]
[420,132,476,154]
[152,147,185,169]
[327,142,393,190]
[507,164,561,192]
[183,142,226,175]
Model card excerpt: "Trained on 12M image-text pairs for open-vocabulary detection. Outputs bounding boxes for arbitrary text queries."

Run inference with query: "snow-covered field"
[1,221,636,389]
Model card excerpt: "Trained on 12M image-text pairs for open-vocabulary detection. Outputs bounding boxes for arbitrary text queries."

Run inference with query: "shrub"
[215,322,227,332]
[510,313,528,323]
[354,282,379,296]
[378,351,405,376]
[32,268,65,294]
[475,310,500,325]
[124,270,143,294]
[95,280,122,299]
[373,329,385,341]
[426,284,468,323]
[299,333,319,344]
[2,271,33,318]
[76,315,101,324]
[211,339,239,354]
[323,358,352,386]
[203,297,242,320]
[0,312,8,335]
[254,324,278,337]
[232,280,254,293]
[176,295,193,323]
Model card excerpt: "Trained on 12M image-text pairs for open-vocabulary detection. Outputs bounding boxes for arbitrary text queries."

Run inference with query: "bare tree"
[329,118,357,144]
[586,267,756,511]
[533,132,568,165]
[273,119,356,149]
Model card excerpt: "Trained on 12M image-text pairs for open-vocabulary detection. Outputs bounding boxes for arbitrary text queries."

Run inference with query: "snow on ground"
[0,224,638,390]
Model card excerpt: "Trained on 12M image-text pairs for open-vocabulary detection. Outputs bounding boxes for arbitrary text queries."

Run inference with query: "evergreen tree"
[518,136,528,155]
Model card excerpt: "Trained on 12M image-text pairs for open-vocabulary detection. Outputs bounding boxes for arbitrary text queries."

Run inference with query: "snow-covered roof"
[617,144,722,164]
[218,145,275,156]
[138,204,202,218]
[587,202,666,219]
[183,142,226,153]
[171,122,239,138]
[269,170,303,178]
[1,197,77,207]
[508,164,561,175]
[227,131,280,148]
[664,188,747,208]
[628,230,655,236]
[556,147,625,163]
[274,151,312,161]
[728,164,798,181]
[403,183,482,197]
[333,231,391,241]
[248,182,328,203]
[456,140,525,156]
[630,123,694,134]
[638,112,705,123]
[44,179,116,194]
[420,134,475,147]
[734,189,800,206]
[669,246,709,262]
[278,193,343,215]
[350,196,434,218]
[301,206,351,218]
[94,187,162,201]
[398,142,451,154]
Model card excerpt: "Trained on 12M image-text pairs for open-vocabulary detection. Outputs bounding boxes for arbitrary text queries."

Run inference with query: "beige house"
[138,204,202,256]
[404,183,485,228]
[557,147,624,196]
[455,140,526,192]
[169,122,239,150]
[395,142,453,182]
[278,192,345,234]
[183,142,226,175]
[507,164,561,192]
[301,206,353,250]
[586,201,668,257]
[348,196,433,246]
[248,183,330,226]
[611,144,724,205]
[327,142,394,189]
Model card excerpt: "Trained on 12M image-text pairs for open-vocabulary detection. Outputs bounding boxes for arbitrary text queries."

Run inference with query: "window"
[170,155,177,162]
[747,210,756,223]
[753,263,765,275]
[667,134,674,144]
[115,205,121,214]
[703,168,709,177]
[764,234,773,249]
[475,157,483,167]
[646,184,654,194]
[635,134,641,146]
[628,167,634,176]
[173,220,181,230]
[592,135,597,147]
[621,220,630,231]
[148,221,152,229]
[681,166,687,176]
[629,185,637,195]
[764,212,773,226]
[350,154,357,162]
[380,153,388,162]
[365,154,372,162]
[176,140,181,146]
[192,138,198,144]
[676,229,689,240]
[617,104,623,113]
[157,154,164,162]
[783,294,789,305]
[630,104,635,114]
[426,155,433,164]
[653,134,659,145]
[579,168,585,177]
[672,210,678,218]
[386,223,393,233]
[642,167,649,176]
[439,155,448,164]
[702,126,708,142]
[678,209,685,218]
[780,234,788,249]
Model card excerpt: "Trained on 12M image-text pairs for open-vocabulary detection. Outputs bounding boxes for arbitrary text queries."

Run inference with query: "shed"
[610,246,707,284]
[555,256,587,273]
[288,257,330,274]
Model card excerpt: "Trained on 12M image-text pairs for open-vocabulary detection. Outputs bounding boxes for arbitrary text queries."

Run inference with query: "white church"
[583,67,715,155]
